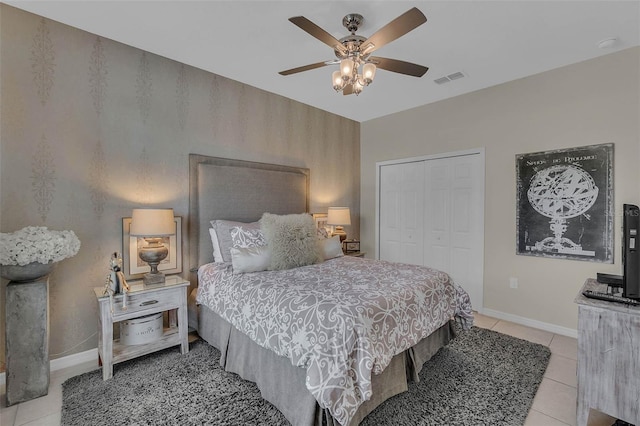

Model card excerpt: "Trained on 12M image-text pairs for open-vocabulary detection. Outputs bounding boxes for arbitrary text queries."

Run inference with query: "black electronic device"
[582,289,640,306]
[622,204,640,299]
[596,272,623,287]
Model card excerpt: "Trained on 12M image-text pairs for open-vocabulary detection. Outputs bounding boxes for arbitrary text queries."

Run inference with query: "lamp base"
[143,272,166,285]
[139,238,168,286]
[332,226,347,243]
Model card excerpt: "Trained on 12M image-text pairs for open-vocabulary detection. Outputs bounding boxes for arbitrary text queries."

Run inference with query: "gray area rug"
[62,327,550,425]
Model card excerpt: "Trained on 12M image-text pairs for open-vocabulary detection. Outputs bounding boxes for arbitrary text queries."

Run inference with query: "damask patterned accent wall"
[0,5,360,365]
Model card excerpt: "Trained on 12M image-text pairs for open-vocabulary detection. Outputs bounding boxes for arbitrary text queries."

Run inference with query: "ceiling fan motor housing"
[335,34,367,59]
[335,13,367,59]
[342,13,363,33]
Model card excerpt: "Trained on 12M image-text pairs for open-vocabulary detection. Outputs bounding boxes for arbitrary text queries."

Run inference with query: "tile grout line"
[13,404,19,426]
[530,408,573,426]
[547,351,578,364]
[543,376,577,390]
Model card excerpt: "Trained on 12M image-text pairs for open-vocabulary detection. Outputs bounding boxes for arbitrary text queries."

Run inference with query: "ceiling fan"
[279,7,429,96]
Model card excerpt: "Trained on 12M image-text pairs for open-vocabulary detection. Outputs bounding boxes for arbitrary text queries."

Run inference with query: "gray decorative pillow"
[260,213,322,271]
[210,220,261,263]
[230,226,266,249]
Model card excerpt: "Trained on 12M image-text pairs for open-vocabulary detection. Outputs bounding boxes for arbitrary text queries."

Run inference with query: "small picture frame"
[312,213,330,235]
[122,216,182,280]
[343,240,360,254]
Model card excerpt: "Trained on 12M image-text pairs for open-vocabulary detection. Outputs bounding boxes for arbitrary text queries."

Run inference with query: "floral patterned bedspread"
[197,256,473,426]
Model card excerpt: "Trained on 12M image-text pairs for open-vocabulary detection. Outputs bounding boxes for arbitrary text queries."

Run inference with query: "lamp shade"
[130,208,175,237]
[327,207,351,226]
[332,70,344,91]
[340,59,355,81]
[363,63,376,84]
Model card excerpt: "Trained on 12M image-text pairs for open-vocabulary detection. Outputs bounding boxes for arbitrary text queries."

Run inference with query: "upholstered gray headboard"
[188,154,309,278]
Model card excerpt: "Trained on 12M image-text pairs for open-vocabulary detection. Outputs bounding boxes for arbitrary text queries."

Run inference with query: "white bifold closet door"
[379,161,425,265]
[379,153,484,310]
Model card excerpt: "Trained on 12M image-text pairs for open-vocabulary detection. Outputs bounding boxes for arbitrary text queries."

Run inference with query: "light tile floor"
[0,314,621,426]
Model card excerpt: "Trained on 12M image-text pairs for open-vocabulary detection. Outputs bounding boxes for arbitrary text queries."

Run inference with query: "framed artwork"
[122,216,183,279]
[343,240,360,253]
[312,213,330,237]
[313,213,328,229]
[516,143,613,263]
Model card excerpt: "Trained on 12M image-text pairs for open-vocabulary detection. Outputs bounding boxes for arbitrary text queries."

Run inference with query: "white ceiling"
[5,1,640,122]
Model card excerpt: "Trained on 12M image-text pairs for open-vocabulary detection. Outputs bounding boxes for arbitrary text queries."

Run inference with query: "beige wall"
[0,5,360,365]
[361,47,640,331]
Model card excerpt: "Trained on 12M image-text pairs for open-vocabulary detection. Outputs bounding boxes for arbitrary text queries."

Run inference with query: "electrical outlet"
[509,277,518,289]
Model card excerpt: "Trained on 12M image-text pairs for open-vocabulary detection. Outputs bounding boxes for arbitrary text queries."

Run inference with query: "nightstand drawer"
[111,287,183,319]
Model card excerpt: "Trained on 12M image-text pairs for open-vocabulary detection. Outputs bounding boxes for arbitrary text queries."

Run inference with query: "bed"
[188,154,473,426]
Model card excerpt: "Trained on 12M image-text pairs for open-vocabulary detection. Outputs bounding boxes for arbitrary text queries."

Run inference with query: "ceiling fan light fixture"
[281,8,428,97]
[332,70,344,91]
[340,58,356,81]
[353,79,364,95]
[363,63,376,85]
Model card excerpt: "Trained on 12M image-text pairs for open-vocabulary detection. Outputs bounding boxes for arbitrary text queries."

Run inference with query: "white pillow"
[208,228,224,263]
[320,236,344,260]
[230,246,271,273]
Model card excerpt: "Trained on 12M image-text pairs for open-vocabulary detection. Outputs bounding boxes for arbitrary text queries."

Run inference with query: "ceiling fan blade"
[289,16,348,55]
[368,56,428,77]
[361,8,426,54]
[279,61,331,76]
[342,84,354,95]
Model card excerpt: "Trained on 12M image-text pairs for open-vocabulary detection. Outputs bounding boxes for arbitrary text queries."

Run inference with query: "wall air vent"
[434,71,466,85]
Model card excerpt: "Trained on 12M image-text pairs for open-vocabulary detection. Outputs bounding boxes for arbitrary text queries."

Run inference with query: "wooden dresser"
[575,278,640,426]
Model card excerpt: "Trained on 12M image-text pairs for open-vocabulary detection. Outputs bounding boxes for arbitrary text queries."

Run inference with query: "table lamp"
[327,207,351,242]
[130,208,175,285]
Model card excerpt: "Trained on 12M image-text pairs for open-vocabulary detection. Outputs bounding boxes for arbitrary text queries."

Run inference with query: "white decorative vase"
[0,262,56,283]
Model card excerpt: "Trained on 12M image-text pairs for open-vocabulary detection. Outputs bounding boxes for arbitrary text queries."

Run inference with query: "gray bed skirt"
[197,304,455,426]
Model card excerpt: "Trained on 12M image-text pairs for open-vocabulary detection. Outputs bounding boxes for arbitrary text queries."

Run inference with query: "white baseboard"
[482,308,578,339]
[0,347,98,386]
[51,348,98,372]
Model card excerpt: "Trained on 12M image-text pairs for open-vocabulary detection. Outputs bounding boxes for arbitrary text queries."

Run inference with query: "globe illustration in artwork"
[527,164,598,253]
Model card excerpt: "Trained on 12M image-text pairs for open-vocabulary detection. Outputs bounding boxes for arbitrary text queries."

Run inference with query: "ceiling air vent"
[434,71,466,85]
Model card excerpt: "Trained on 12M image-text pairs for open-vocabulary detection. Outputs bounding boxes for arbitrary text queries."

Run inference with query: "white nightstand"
[93,275,190,380]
